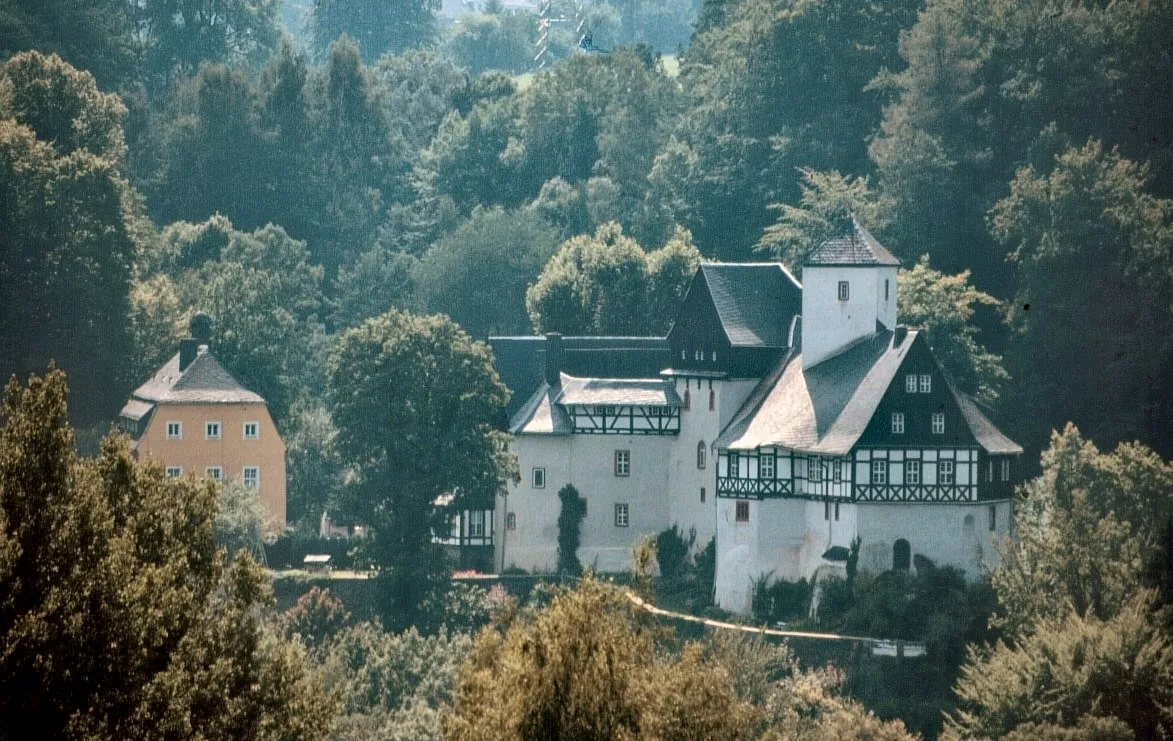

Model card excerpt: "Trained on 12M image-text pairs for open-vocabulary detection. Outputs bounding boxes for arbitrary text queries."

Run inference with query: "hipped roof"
[131,350,265,405]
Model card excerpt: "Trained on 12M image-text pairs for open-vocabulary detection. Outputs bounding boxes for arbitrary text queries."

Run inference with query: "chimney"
[179,338,199,372]
[894,326,908,346]
[544,332,563,387]
[179,312,214,372]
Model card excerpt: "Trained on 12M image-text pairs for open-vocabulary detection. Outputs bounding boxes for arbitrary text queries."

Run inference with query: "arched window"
[684,389,691,410]
[893,539,911,571]
[708,389,715,410]
[697,441,706,469]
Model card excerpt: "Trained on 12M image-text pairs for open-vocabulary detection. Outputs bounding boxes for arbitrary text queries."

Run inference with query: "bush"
[655,524,696,578]
[265,530,360,570]
[556,484,586,575]
[752,575,813,624]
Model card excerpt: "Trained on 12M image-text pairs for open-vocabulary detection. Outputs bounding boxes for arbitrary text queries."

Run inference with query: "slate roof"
[805,219,900,268]
[119,399,154,420]
[716,331,912,454]
[558,377,682,407]
[489,336,670,419]
[509,382,572,435]
[952,390,1024,454]
[699,263,802,348]
[131,350,265,405]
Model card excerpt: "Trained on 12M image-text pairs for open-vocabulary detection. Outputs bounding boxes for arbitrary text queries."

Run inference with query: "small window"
[700,487,706,503]
[987,460,993,482]
[243,466,259,489]
[165,466,183,479]
[697,441,706,470]
[760,453,775,480]
[735,500,749,523]
[940,460,955,485]
[835,502,840,521]
[695,350,703,361]
[824,501,831,520]
[891,413,905,434]
[684,389,691,410]
[1001,458,1010,481]
[728,451,740,479]
[711,351,717,362]
[532,467,546,488]
[988,506,997,532]
[243,421,259,439]
[920,374,932,393]
[614,450,630,477]
[205,421,221,440]
[614,503,629,527]
[506,512,516,531]
[893,539,911,571]
[681,349,686,360]
[884,278,890,301]
[832,460,843,482]
[166,421,182,439]
[809,456,823,482]
[838,281,850,301]
[905,374,917,393]
[932,412,945,435]
[206,466,223,481]
[708,389,715,411]
[906,459,921,485]
[469,510,486,537]
[871,459,888,485]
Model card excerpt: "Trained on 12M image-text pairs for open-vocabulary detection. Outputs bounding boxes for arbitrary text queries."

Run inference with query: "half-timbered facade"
[490,220,1022,612]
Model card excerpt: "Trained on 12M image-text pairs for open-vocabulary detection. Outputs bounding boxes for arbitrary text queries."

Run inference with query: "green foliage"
[0,368,337,738]
[442,10,535,75]
[0,0,137,90]
[328,310,516,628]
[284,402,346,527]
[898,255,1008,404]
[414,206,561,337]
[265,531,359,570]
[215,479,268,558]
[313,621,472,740]
[139,0,281,83]
[992,424,1173,639]
[752,575,813,624]
[0,52,138,425]
[310,0,438,62]
[330,246,419,330]
[525,222,702,335]
[992,140,1173,453]
[556,484,586,576]
[946,592,1173,741]
[281,586,353,650]
[654,524,696,579]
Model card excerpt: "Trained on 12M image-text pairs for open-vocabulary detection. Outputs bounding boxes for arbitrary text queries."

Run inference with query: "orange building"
[119,315,286,534]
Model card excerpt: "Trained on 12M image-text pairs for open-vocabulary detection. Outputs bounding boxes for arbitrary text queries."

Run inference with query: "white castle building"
[488,221,1021,613]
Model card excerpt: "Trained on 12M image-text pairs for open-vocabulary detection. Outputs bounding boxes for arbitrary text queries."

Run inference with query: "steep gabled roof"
[805,219,900,268]
[716,331,912,454]
[131,350,265,405]
[697,263,802,348]
[509,381,572,435]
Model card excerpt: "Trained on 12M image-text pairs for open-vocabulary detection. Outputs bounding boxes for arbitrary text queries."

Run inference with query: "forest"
[0,0,1172,739]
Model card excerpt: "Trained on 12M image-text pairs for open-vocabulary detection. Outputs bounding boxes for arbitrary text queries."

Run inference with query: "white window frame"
[165,465,183,479]
[166,421,182,440]
[532,467,546,489]
[1001,458,1010,481]
[809,455,823,482]
[891,412,905,434]
[469,510,486,537]
[871,459,888,485]
[760,453,775,480]
[932,412,945,435]
[905,374,917,393]
[939,460,955,485]
[206,466,223,481]
[614,503,629,527]
[837,281,850,301]
[919,374,932,393]
[906,459,921,485]
[614,450,630,477]
[205,421,221,440]
[243,421,259,440]
[242,466,260,489]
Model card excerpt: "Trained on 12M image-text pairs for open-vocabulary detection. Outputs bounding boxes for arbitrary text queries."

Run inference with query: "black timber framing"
[565,404,681,435]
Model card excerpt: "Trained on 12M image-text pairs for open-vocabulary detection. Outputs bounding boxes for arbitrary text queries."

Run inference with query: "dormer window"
[919,374,932,393]
[838,281,850,301]
[905,374,917,393]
